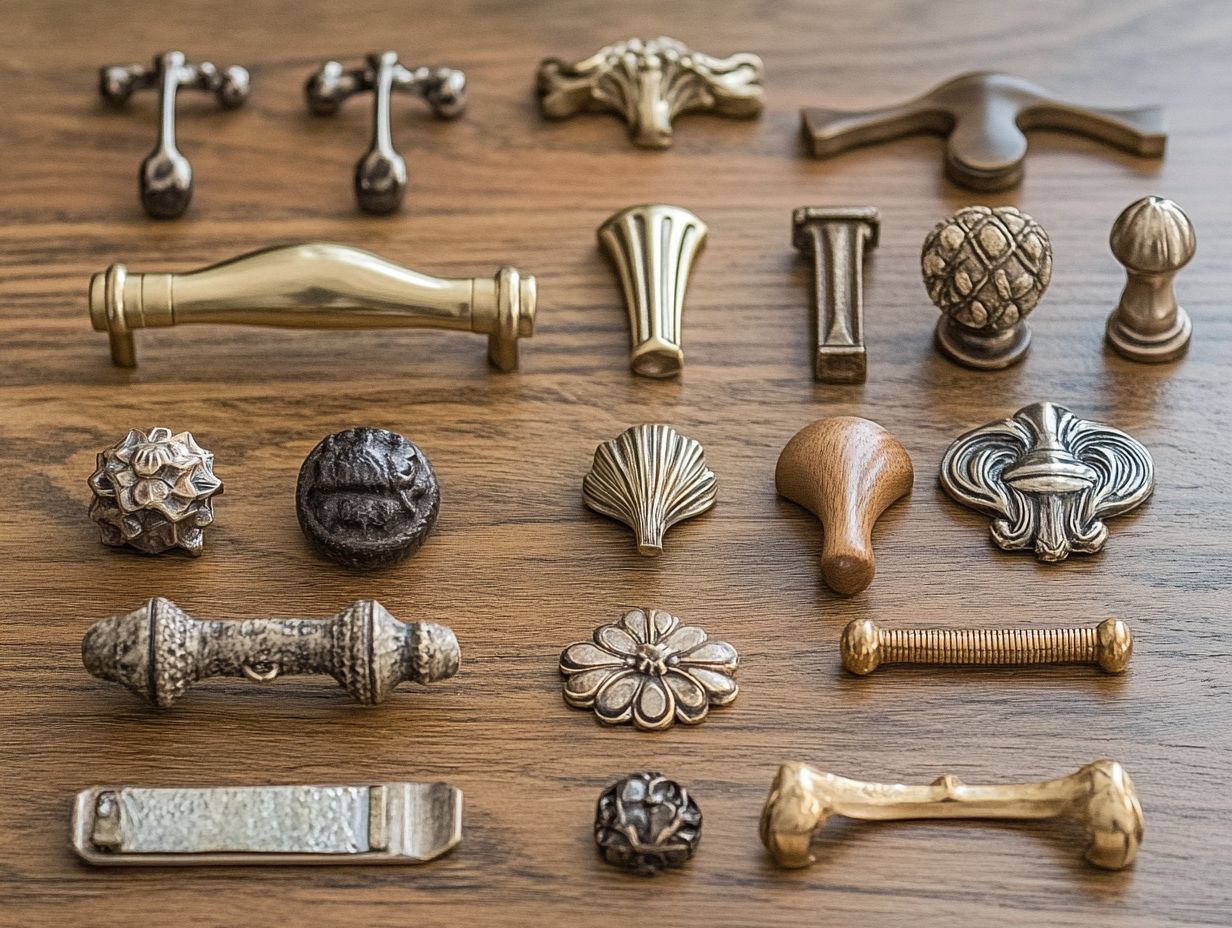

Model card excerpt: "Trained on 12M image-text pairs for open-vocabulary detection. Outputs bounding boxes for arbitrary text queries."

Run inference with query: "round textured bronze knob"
[921,205,1052,369]
[594,772,702,874]
[296,427,439,568]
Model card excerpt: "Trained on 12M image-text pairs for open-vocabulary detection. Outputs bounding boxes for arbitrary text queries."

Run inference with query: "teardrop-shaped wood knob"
[775,416,913,595]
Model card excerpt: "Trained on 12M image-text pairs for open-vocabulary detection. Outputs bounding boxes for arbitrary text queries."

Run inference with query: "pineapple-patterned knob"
[921,206,1052,369]
[88,428,222,556]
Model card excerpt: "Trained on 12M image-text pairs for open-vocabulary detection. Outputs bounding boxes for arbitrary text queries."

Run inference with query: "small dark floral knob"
[594,772,702,874]
[88,428,223,556]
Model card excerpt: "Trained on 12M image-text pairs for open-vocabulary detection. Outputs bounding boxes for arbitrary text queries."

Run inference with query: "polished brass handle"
[89,242,536,371]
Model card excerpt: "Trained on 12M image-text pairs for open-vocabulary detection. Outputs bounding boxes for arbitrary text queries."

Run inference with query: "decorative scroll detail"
[537,36,764,148]
[940,402,1154,561]
[583,424,717,555]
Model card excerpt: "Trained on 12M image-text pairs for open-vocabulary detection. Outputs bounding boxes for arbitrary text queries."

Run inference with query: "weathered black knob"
[594,772,702,874]
[296,427,439,568]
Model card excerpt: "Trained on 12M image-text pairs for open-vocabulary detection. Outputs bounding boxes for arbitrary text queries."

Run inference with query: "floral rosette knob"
[88,427,223,556]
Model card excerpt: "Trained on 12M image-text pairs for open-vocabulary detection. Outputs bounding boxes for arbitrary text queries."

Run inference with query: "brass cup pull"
[88,242,536,371]
[761,760,1144,871]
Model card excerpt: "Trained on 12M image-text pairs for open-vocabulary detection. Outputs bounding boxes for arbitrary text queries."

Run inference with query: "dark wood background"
[1,1,1229,925]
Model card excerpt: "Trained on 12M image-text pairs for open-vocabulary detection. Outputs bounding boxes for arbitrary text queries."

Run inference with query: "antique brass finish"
[802,72,1165,190]
[793,207,880,383]
[595,773,702,873]
[99,51,250,218]
[841,618,1132,674]
[306,52,467,213]
[82,598,460,708]
[598,205,707,377]
[940,402,1154,562]
[1106,196,1196,362]
[922,206,1052,369]
[582,424,717,556]
[537,37,763,148]
[88,243,536,370]
[775,417,913,595]
[761,760,1143,870]
[72,782,462,865]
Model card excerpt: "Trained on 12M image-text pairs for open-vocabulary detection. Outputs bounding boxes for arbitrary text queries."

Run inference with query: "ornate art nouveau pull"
[776,417,913,595]
[598,205,707,377]
[88,243,536,370]
[72,782,462,865]
[802,72,1165,190]
[537,36,763,148]
[760,760,1143,870]
[940,402,1154,562]
[306,52,467,213]
[99,51,250,218]
[82,598,460,707]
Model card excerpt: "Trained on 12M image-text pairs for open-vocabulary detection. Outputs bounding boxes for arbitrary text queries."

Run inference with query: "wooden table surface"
[2,1,1229,925]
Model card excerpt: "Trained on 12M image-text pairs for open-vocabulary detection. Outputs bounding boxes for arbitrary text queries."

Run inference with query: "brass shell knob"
[775,417,913,595]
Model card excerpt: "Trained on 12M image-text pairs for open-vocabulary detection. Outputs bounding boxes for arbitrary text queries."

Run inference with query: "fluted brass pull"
[89,243,536,371]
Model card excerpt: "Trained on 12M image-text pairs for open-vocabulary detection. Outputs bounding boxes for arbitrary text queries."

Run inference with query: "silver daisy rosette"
[560,608,739,731]
[88,427,223,556]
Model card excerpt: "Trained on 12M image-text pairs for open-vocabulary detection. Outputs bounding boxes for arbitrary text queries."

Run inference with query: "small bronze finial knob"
[921,206,1052,369]
[1106,196,1195,362]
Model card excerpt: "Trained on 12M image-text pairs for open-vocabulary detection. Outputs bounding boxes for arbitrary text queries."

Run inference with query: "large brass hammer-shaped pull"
[802,71,1165,190]
[761,760,1144,871]
[89,243,536,371]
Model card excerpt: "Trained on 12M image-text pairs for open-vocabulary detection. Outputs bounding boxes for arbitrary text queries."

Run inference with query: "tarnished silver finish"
[88,428,222,556]
[802,72,1166,191]
[922,206,1052,369]
[82,598,460,708]
[88,243,536,371]
[793,207,880,383]
[940,402,1154,562]
[595,773,702,873]
[72,782,462,865]
[598,205,707,377]
[561,607,739,731]
[537,36,763,148]
[1106,196,1196,362]
[306,52,467,214]
[583,424,717,556]
[99,51,250,218]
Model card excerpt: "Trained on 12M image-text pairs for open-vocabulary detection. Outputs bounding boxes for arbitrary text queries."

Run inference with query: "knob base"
[935,318,1031,370]
[1106,307,1191,363]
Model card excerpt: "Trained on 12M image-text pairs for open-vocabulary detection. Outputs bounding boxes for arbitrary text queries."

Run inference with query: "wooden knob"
[775,416,913,594]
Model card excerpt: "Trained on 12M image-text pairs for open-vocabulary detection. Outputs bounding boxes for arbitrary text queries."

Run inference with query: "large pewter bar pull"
[72,782,462,865]
[89,243,537,371]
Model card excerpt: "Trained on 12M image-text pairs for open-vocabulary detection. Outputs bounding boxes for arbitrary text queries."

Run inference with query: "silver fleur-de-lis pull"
[537,36,764,149]
[940,402,1154,562]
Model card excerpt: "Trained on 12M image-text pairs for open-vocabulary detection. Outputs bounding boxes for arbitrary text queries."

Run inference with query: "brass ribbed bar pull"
[841,618,1132,674]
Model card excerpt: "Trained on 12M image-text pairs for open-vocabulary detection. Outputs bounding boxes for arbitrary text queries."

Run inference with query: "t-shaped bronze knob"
[775,417,913,595]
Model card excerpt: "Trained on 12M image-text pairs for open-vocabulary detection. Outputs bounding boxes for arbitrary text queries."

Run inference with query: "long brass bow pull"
[89,242,536,371]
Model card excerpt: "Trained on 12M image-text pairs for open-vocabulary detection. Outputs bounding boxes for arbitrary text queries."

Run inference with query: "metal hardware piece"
[583,424,717,556]
[776,417,913,595]
[922,206,1051,369]
[940,401,1154,562]
[801,71,1165,191]
[598,205,707,377]
[88,243,536,371]
[841,618,1132,675]
[297,427,439,568]
[537,37,763,148]
[82,597,459,708]
[89,428,222,556]
[306,52,467,214]
[99,51,250,218]
[595,773,702,873]
[761,760,1143,870]
[561,607,739,731]
[1106,196,1195,362]
[793,207,880,383]
[72,782,462,865]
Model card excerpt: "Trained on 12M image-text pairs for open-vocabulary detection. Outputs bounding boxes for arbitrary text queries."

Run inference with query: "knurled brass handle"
[88,242,536,371]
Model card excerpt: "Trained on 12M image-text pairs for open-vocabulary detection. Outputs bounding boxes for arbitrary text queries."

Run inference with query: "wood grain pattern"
[1,1,1230,925]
